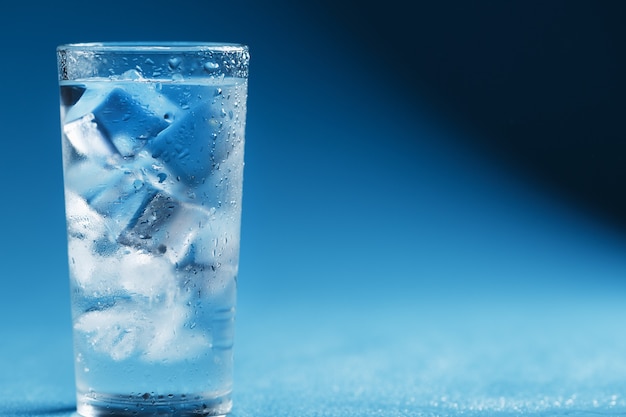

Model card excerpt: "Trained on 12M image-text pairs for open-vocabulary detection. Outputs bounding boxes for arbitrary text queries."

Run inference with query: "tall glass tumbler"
[57,43,249,417]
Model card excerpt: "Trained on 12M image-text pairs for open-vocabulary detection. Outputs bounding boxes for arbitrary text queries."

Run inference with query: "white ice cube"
[64,160,125,203]
[74,294,210,362]
[74,303,147,361]
[65,191,108,242]
[114,247,174,299]
[142,301,211,362]
[63,112,116,158]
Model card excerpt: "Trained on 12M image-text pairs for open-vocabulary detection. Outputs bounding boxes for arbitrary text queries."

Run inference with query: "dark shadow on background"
[301,0,626,231]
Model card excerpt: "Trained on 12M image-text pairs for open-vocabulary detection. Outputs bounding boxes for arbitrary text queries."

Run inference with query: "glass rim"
[57,42,248,53]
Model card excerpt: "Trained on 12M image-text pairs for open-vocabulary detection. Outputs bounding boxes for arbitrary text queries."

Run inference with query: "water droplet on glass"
[168,57,181,70]
[171,73,184,82]
[133,180,144,190]
[157,173,167,183]
[214,88,222,96]
[204,62,220,72]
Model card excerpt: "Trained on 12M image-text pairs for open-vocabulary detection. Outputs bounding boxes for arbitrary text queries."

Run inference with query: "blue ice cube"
[146,102,227,185]
[65,85,177,158]
[64,160,126,202]
[88,172,158,239]
[119,195,216,266]
[118,192,180,255]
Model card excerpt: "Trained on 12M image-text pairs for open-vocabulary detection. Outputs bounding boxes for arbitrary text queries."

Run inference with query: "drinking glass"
[57,42,249,416]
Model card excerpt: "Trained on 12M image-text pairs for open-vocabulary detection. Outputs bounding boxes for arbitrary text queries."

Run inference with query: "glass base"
[76,391,232,416]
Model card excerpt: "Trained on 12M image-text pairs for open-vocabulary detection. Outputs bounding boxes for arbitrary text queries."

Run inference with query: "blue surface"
[2,1,626,416]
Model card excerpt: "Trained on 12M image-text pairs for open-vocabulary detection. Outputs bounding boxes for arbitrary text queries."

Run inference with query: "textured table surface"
[2,287,626,417]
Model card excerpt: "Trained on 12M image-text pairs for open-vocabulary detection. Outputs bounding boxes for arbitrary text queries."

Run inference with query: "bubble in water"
[203,62,220,73]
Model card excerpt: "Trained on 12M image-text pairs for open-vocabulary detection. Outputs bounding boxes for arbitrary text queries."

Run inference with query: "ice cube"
[65,191,109,242]
[67,236,124,298]
[64,85,177,158]
[120,150,197,208]
[74,302,147,361]
[63,112,116,159]
[88,170,158,239]
[142,301,211,362]
[146,101,224,185]
[74,295,210,362]
[64,159,126,203]
[119,193,217,266]
[67,237,100,293]
[64,85,109,123]
[60,84,86,107]
[70,238,174,303]
[114,247,174,299]
[65,191,109,293]
[172,207,241,298]
[160,203,217,265]
[117,192,180,254]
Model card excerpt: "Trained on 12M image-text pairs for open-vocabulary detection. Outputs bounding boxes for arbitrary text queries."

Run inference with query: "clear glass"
[57,42,249,417]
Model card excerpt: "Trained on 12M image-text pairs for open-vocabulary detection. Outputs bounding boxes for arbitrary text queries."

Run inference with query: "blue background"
[1,1,626,416]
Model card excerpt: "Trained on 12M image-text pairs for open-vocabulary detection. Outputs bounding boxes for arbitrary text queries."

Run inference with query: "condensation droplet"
[204,62,220,72]
[168,57,181,70]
